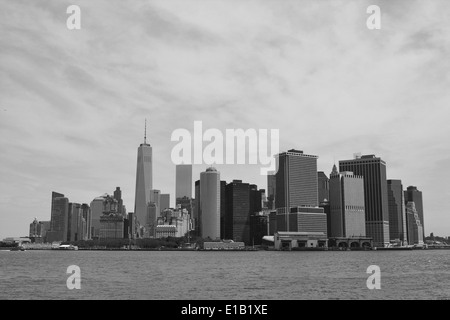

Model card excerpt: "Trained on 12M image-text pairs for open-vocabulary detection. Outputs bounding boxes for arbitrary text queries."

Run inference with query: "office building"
[200,167,220,240]
[145,202,158,238]
[99,214,125,239]
[405,186,425,240]
[160,194,170,213]
[275,149,319,209]
[225,180,251,244]
[276,207,327,235]
[329,169,366,237]
[318,171,330,203]
[406,201,424,245]
[267,171,276,210]
[134,120,153,228]
[194,180,200,235]
[339,154,390,247]
[387,180,407,243]
[46,192,69,242]
[150,189,161,214]
[176,164,192,199]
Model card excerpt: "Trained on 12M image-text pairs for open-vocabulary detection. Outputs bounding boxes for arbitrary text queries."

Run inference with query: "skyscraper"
[134,120,153,228]
[339,154,390,247]
[225,180,251,244]
[406,201,423,245]
[194,179,200,235]
[160,194,170,213]
[200,167,220,240]
[387,180,407,243]
[275,149,318,209]
[267,171,276,210]
[47,192,69,242]
[113,187,123,214]
[329,169,366,237]
[176,164,192,199]
[317,171,330,203]
[404,186,424,240]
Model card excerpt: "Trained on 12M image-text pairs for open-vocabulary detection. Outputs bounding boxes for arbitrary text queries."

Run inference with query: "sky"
[1,0,449,239]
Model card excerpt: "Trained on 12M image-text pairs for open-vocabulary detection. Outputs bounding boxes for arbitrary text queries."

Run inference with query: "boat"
[10,246,25,251]
[57,244,79,250]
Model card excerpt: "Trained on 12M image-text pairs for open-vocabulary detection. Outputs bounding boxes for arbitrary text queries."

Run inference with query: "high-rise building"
[68,202,83,242]
[146,202,158,237]
[387,180,407,243]
[406,201,423,245]
[275,149,319,209]
[176,164,192,199]
[113,187,123,214]
[339,154,390,247]
[150,189,161,213]
[329,169,366,237]
[90,195,106,239]
[404,186,424,240]
[100,215,125,239]
[200,167,220,240]
[160,194,170,213]
[194,180,200,235]
[47,192,69,242]
[267,171,276,210]
[225,180,251,244]
[81,203,91,240]
[220,180,227,239]
[317,171,330,203]
[134,120,153,228]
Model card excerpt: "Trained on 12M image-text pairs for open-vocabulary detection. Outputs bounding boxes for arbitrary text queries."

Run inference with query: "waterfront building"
[406,201,424,245]
[276,207,327,236]
[329,168,366,237]
[99,214,125,239]
[404,186,425,240]
[339,154,390,247]
[46,192,69,243]
[387,180,407,244]
[275,149,319,209]
[134,120,153,228]
[200,167,220,240]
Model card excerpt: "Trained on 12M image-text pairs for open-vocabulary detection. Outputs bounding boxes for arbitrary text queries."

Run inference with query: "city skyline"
[1,0,450,239]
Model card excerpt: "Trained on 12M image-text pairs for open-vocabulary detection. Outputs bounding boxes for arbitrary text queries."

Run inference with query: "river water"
[0,250,449,300]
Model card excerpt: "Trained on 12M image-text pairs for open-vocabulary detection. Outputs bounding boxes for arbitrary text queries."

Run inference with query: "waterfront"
[1,250,449,300]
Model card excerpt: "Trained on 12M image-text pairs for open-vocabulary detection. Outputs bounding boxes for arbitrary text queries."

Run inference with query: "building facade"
[200,167,220,240]
[134,124,153,229]
[387,180,407,243]
[404,186,424,240]
[339,155,390,247]
[275,149,319,209]
[329,169,366,238]
[176,164,192,199]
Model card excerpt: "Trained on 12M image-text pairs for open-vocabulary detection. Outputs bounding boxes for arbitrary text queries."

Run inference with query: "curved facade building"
[200,167,220,240]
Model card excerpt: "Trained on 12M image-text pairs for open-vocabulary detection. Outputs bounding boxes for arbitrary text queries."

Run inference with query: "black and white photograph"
[1,0,450,305]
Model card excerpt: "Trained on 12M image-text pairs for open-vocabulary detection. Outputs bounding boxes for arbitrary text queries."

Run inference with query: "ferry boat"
[57,244,79,250]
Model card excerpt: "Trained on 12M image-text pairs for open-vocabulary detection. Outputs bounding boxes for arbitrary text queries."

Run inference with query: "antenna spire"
[144,119,147,144]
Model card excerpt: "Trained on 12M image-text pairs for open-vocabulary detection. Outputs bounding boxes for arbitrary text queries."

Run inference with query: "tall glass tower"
[339,154,390,247]
[134,120,153,229]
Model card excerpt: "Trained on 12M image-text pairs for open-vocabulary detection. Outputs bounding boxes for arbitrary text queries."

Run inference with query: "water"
[1,250,449,300]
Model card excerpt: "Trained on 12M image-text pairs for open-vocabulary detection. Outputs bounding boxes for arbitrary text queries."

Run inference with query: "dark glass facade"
[339,155,390,247]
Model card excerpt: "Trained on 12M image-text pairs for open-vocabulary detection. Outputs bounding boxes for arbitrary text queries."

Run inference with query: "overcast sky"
[1,0,449,239]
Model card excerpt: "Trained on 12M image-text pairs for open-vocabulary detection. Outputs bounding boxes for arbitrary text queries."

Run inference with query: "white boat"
[58,245,78,250]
